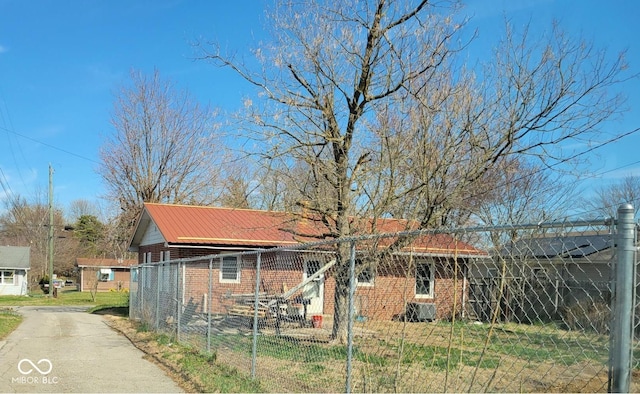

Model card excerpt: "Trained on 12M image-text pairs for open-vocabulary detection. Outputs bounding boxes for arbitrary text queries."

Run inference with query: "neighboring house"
[129,203,487,322]
[468,232,618,323]
[0,246,30,296]
[76,258,137,292]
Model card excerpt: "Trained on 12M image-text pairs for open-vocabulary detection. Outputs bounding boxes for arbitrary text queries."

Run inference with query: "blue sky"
[0,0,638,217]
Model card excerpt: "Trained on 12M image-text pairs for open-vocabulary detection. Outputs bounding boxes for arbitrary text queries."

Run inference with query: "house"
[76,258,137,292]
[467,231,619,323]
[128,203,487,322]
[0,246,30,296]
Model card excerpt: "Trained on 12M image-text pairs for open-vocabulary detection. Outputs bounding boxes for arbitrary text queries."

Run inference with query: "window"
[98,269,113,282]
[1,270,15,285]
[220,256,240,283]
[305,260,324,281]
[160,250,171,262]
[356,260,374,286]
[131,268,139,282]
[415,260,434,298]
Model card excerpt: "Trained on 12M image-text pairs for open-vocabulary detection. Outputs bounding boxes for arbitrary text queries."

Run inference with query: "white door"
[303,260,325,314]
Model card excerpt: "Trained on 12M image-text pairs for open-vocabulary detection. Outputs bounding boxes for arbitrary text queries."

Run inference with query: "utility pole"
[48,165,55,298]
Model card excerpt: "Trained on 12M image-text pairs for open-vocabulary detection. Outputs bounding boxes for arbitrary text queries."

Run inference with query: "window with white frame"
[98,268,112,282]
[415,260,434,298]
[220,256,240,283]
[0,270,15,285]
[356,260,374,286]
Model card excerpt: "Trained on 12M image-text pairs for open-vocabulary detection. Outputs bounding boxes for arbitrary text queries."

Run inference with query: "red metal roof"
[133,203,485,255]
[142,203,309,247]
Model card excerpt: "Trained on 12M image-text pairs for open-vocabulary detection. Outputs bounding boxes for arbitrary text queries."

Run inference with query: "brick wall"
[137,244,468,321]
[81,267,131,292]
[323,257,467,321]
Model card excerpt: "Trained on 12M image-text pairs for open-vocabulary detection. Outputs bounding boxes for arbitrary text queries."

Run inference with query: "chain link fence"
[129,210,638,392]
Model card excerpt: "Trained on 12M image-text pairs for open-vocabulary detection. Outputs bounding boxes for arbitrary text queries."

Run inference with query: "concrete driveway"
[0,306,184,393]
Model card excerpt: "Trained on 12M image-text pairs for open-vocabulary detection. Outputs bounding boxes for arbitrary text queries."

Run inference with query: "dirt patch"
[92,306,129,317]
[103,315,202,393]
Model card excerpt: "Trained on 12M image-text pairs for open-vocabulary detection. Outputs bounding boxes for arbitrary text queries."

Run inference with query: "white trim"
[415,259,435,298]
[0,270,16,285]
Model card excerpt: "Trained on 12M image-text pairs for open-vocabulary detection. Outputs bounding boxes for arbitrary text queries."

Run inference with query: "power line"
[461,126,640,221]
[0,125,100,164]
[0,87,28,193]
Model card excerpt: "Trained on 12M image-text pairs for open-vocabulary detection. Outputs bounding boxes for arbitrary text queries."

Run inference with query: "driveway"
[0,306,184,393]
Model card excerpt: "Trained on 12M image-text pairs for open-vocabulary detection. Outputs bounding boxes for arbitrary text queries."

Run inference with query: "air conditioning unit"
[407,302,436,322]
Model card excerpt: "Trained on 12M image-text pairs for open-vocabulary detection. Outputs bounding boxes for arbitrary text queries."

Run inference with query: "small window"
[160,251,171,262]
[416,260,434,298]
[220,256,240,283]
[131,268,139,282]
[99,269,112,282]
[356,260,374,286]
[1,270,15,285]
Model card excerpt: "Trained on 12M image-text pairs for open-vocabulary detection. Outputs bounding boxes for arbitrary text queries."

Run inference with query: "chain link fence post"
[251,251,262,379]
[207,257,213,354]
[177,261,183,343]
[345,241,356,394]
[610,203,635,393]
[139,266,144,321]
[155,265,160,330]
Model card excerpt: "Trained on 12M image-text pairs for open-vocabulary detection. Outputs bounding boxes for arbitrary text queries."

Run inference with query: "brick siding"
[137,244,467,320]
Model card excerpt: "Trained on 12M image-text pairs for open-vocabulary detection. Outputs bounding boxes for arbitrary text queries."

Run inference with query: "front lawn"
[0,289,129,308]
[0,308,22,340]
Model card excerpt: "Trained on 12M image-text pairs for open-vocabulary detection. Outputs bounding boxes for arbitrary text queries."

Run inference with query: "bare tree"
[66,199,101,224]
[219,175,253,209]
[0,194,76,286]
[99,68,223,234]
[201,0,631,343]
[583,175,640,219]
[473,157,578,247]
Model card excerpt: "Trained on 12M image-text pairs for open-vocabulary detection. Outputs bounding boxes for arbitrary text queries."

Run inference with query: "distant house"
[0,246,30,296]
[129,203,488,322]
[76,258,137,292]
[467,232,620,323]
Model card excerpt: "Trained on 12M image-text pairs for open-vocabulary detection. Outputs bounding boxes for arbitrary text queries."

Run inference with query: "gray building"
[0,246,31,296]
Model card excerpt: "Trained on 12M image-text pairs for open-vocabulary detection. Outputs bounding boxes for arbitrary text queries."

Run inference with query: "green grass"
[0,308,22,340]
[126,318,620,393]
[138,328,263,393]
[0,289,129,308]
[429,320,610,366]
[178,349,262,393]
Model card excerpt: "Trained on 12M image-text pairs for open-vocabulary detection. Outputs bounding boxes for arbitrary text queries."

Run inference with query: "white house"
[0,246,30,296]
